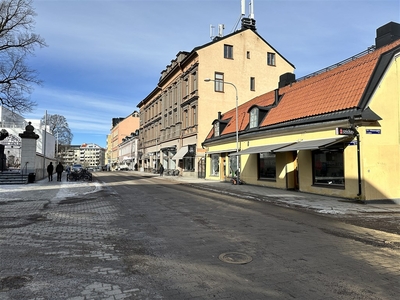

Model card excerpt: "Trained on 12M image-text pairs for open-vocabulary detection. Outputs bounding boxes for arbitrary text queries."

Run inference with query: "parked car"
[72,164,83,172]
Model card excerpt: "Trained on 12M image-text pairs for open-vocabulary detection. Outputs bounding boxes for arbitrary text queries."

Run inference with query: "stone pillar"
[19,122,39,174]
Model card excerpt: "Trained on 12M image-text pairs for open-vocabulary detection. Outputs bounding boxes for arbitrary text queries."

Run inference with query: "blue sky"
[25,0,400,148]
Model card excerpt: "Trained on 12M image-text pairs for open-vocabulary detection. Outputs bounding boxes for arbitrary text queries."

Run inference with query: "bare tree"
[0,0,46,113]
[42,114,73,146]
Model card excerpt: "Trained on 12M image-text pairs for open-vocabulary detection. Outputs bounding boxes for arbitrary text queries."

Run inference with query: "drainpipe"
[350,117,362,197]
[356,133,362,197]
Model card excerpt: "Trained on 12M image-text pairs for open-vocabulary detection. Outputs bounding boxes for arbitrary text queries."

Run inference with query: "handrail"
[21,162,28,182]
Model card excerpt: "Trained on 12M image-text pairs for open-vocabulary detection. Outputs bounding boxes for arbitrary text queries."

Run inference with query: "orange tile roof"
[212,39,400,139]
[264,39,400,127]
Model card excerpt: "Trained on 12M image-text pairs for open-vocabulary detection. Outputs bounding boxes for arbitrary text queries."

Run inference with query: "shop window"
[229,155,239,177]
[259,152,276,180]
[313,150,345,186]
[181,144,196,171]
[183,157,195,171]
[211,154,219,176]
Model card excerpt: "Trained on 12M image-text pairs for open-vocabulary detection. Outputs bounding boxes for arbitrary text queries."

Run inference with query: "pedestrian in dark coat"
[47,162,54,181]
[56,162,64,181]
[159,164,164,176]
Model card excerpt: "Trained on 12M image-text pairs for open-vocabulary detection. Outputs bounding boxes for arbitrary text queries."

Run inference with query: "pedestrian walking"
[159,164,164,176]
[56,162,64,182]
[66,166,71,181]
[47,162,54,181]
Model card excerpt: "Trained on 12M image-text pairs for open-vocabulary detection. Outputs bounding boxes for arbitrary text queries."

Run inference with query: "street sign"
[366,129,381,134]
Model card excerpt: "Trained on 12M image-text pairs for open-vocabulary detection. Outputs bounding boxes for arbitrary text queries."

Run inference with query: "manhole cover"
[218,252,253,264]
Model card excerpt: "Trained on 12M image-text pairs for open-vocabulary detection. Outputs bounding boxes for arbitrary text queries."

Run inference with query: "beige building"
[137,17,294,176]
[107,111,140,170]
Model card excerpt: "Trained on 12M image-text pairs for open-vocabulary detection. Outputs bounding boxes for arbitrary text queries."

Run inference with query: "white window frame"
[249,107,258,128]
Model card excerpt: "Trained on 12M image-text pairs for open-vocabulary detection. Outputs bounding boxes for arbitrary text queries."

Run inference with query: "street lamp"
[204,78,240,183]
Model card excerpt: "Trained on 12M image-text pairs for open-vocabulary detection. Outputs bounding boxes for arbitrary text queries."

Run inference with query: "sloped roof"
[205,91,276,140]
[205,38,400,142]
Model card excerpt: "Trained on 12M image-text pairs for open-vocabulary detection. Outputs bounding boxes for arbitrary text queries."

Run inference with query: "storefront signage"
[335,127,356,136]
[366,129,381,134]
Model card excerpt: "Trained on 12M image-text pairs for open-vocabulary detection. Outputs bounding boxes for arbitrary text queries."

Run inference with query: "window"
[267,52,276,66]
[183,145,196,171]
[192,71,198,92]
[214,123,220,137]
[184,109,188,128]
[313,150,344,187]
[184,78,189,97]
[229,155,239,177]
[211,154,219,176]
[192,105,197,125]
[246,51,250,59]
[259,152,276,180]
[250,77,255,91]
[214,73,224,92]
[224,44,233,59]
[249,107,258,128]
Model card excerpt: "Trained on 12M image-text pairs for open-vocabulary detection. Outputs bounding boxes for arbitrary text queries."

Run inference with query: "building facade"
[59,143,105,169]
[202,22,400,203]
[107,111,140,171]
[137,17,294,177]
[117,134,139,171]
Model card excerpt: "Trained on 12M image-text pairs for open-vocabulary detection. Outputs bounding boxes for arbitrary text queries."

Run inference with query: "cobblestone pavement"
[0,176,159,299]
[0,172,400,299]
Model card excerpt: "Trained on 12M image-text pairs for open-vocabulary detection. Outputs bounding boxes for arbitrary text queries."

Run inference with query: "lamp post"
[204,78,240,183]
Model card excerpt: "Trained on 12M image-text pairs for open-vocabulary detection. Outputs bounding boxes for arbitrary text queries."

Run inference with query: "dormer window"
[214,122,220,137]
[249,107,259,128]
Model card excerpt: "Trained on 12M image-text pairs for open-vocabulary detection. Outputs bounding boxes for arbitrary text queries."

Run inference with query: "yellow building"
[202,22,400,203]
[137,17,294,176]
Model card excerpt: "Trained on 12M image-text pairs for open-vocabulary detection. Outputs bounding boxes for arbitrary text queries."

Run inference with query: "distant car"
[72,164,83,172]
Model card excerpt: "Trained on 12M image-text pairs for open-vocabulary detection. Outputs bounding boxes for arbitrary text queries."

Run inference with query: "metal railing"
[296,46,376,82]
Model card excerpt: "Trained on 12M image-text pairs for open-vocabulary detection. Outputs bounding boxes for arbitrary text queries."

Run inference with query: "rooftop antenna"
[218,24,225,37]
[249,0,254,19]
[232,0,246,32]
[241,0,246,15]
[210,24,225,40]
[209,24,215,40]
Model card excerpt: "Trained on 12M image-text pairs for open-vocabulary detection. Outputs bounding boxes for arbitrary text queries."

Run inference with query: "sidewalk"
[146,171,400,216]
[1,171,400,216]
[0,173,101,204]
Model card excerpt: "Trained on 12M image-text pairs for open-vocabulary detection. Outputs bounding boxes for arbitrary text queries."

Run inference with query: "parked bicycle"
[67,169,92,182]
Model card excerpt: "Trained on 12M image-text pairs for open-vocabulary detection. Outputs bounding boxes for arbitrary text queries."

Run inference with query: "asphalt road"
[1,172,400,299]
